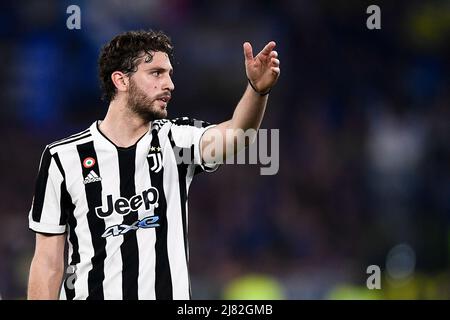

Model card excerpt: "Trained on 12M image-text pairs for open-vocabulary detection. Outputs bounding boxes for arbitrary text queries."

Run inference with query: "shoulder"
[170,117,211,128]
[46,125,93,155]
[151,117,212,136]
[151,119,172,133]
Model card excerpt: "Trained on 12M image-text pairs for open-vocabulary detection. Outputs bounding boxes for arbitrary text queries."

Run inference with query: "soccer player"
[27,30,280,300]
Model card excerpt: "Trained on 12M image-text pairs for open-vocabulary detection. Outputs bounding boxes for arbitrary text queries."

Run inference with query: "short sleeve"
[28,146,67,234]
[169,117,221,175]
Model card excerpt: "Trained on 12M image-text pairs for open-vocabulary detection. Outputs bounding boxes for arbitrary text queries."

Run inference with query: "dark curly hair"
[98,30,174,102]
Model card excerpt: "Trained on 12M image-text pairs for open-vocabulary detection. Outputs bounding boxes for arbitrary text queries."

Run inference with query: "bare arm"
[201,41,280,163]
[28,233,66,300]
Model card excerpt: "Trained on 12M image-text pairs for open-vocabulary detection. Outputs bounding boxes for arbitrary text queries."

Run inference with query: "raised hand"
[243,41,280,95]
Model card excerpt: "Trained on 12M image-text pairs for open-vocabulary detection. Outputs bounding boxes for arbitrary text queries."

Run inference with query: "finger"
[271,67,280,75]
[271,58,280,66]
[270,51,278,58]
[258,41,276,57]
[243,42,254,62]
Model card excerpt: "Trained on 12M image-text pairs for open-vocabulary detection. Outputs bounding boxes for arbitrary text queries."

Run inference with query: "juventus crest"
[147,146,163,173]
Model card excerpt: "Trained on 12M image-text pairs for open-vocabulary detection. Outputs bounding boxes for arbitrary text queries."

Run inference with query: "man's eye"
[152,71,160,77]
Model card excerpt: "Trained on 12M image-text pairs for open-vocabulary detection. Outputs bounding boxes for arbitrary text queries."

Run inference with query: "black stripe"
[31,146,52,223]
[52,152,65,178]
[117,146,139,300]
[61,178,79,300]
[48,128,90,147]
[63,188,79,301]
[77,141,106,300]
[59,181,69,226]
[178,163,192,299]
[168,130,191,299]
[53,153,69,226]
[49,133,92,150]
[149,129,172,300]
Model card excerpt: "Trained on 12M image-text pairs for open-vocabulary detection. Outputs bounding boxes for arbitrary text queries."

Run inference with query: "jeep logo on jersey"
[95,188,159,219]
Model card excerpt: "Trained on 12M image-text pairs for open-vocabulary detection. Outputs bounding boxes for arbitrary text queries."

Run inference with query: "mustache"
[155,92,171,100]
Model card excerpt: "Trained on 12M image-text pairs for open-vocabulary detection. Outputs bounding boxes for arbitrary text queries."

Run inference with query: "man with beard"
[27,30,280,300]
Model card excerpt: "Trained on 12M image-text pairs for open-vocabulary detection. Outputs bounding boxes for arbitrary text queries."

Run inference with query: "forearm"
[202,85,267,161]
[228,83,268,133]
[28,255,64,300]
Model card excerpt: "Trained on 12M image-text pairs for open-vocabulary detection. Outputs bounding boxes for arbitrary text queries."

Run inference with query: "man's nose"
[163,76,175,92]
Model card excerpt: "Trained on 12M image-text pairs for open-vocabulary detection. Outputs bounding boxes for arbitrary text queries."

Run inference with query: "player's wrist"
[247,78,271,96]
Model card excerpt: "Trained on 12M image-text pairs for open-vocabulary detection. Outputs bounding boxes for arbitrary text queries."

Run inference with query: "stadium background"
[0,0,449,299]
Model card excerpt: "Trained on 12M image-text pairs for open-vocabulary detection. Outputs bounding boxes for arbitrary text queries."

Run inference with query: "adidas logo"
[83,170,102,185]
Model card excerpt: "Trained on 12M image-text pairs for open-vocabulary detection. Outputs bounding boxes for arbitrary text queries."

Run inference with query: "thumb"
[243,42,253,62]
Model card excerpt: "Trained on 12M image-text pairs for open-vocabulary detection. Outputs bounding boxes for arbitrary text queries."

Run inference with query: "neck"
[99,97,150,148]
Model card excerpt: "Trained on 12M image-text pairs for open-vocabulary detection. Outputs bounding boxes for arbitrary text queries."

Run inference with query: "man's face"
[126,51,174,122]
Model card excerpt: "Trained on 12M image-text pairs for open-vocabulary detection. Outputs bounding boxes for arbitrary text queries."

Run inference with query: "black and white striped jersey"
[28,117,219,300]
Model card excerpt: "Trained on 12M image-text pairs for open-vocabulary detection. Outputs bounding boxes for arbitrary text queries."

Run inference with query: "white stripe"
[58,144,95,299]
[186,166,195,265]
[135,133,157,299]
[169,124,195,148]
[164,139,190,299]
[95,138,124,299]
[60,283,67,300]
[64,223,74,299]
[39,159,64,226]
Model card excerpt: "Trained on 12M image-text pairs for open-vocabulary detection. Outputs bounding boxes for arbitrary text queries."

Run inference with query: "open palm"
[244,41,280,94]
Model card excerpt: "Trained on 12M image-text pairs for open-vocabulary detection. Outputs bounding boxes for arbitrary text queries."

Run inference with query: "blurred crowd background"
[0,0,449,299]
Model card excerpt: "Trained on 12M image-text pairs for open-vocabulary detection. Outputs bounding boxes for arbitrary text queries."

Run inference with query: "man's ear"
[111,71,129,93]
